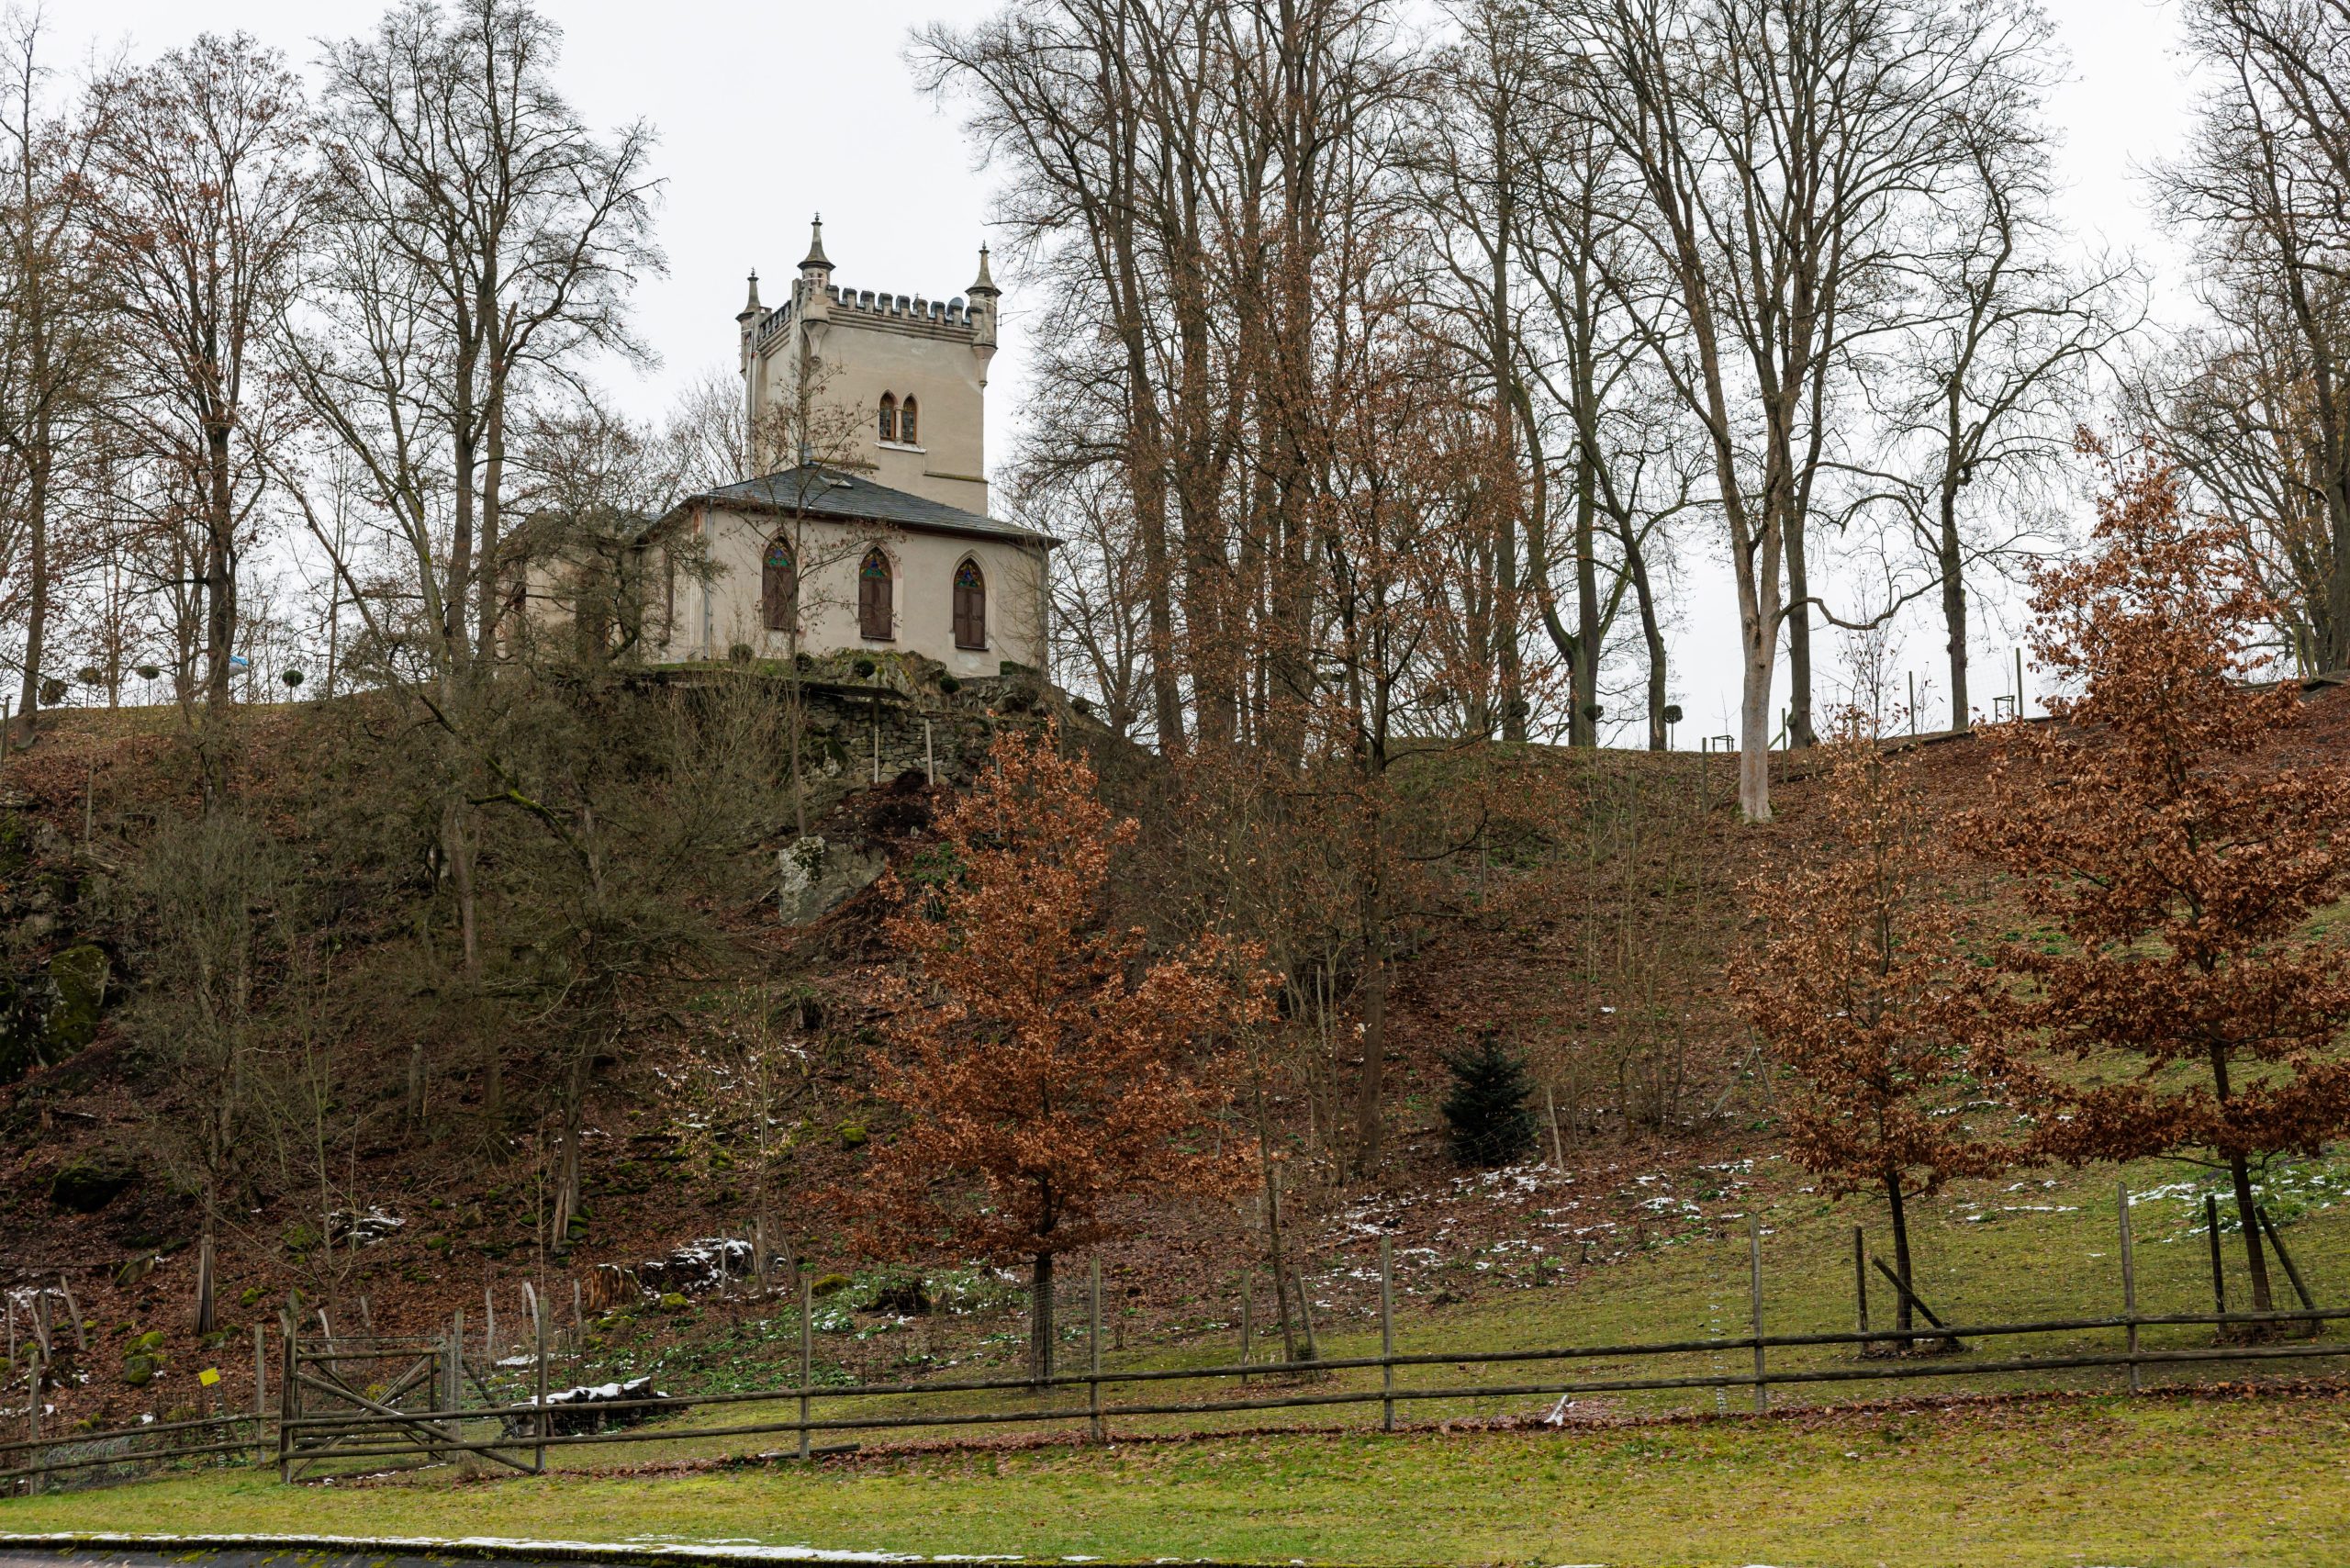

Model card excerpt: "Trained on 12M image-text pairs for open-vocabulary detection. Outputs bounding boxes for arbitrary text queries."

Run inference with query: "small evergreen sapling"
[1440,1033,1539,1167]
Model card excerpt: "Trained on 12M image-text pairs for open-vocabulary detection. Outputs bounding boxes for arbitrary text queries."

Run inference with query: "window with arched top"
[952,558,986,650]
[899,396,919,445]
[877,393,897,443]
[761,536,796,632]
[858,547,894,640]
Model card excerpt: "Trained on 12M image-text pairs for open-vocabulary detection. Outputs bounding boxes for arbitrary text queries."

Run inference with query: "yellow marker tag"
[197,1368,221,1386]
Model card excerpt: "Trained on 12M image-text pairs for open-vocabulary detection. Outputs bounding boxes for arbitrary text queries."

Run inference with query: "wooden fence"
[6,1203,2345,1492]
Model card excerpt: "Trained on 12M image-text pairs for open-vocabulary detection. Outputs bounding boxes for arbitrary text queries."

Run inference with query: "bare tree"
[2161,0,2350,672]
[1554,0,2050,816]
[313,0,662,675]
[1882,109,2138,730]
[0,10,111,744]
[282,0,658,1123]
[85,31,309,752]
[2138,308,2344,669]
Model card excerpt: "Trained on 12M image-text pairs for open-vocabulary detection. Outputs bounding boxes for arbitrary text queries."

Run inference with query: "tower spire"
[967,241,999,298]
[800,214,833,273]
[736,269,761,322]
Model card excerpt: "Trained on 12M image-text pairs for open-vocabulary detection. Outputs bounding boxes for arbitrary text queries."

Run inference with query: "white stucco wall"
[744,276,994,516]
[685,505,1048,676]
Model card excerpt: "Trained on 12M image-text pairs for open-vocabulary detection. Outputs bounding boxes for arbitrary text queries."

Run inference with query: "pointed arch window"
[877,393,898,443]
[899,396,919,445]
[952,558,986,649]
[858,547,894,641]
[761,536,797,632]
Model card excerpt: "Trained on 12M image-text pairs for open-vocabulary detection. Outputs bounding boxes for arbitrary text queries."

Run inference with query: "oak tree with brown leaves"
[1734,728,2009,1331]
[852,726,1271,1383]
[1963,445,2350,1317]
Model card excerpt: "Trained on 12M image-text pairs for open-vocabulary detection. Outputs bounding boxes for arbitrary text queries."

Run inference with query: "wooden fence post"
[444,1311,464,1461]
[798,1274,813,1462]
[1088,1256,1103,1444]
[534,1295,549,1473]
[2205,1193,2229,1323]
[252,1322,267,1417]
[2118,1182,2140,1394]
[1239,1269,1254,1383]
[25,1352,42,1496]
[55,1276,84,1351]
[2257,1207,2317,1316]
[1379,1236,1396,1433]
[1852,1226,1870,1352]
[275,1314,296,1483]
[1293,1269,1319,1364]
[1748,1214,1767,1414]
[194,1234,215,1336]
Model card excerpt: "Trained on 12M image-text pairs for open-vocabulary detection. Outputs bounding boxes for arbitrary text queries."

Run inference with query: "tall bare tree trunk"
[14,427,47,743]
[1784,521,1816,748]
[205,422,238,715]
[1939,477,1970,732]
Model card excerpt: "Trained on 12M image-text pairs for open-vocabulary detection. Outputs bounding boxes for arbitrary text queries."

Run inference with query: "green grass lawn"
[5,1385,2347,1566]
[7,1153,2344,1566]
[456,1148,2350,1469]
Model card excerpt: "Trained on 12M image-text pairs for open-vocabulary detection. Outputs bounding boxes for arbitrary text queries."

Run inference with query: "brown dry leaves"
[1733,730,2009,1200]
[845,724,1274,1267]
[1959,445,2350,1164]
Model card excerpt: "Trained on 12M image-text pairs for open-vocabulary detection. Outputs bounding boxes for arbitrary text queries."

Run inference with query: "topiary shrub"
[1439,1033,1538,1168]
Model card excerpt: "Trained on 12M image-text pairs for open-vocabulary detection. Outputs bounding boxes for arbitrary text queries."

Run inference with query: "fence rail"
[7,1197,2344,1493]
[273,1303,2350,1469]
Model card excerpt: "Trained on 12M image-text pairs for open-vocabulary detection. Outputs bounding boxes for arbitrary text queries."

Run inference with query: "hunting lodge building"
[537,219,1052,677]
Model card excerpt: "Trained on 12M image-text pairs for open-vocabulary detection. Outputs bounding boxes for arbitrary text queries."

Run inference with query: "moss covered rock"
[50,1159,135,1213]
[43,944,109,1053]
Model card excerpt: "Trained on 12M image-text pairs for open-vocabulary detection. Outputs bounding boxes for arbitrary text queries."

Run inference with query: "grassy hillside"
[1,683,2346,1450]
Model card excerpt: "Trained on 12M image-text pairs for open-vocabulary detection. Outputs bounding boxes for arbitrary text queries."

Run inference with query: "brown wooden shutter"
[761,540,795,631]
[953,561,985,649]
[859,552,893,640]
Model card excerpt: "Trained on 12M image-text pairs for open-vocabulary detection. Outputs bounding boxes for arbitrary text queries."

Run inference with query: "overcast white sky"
[61,0,2206,741]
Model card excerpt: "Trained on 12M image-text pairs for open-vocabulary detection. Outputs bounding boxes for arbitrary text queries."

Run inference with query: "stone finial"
[968,243,1000,297]
[800,215,833,274]
[736,269,762,322]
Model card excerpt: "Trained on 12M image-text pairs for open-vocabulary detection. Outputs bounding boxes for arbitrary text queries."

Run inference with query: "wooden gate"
[275,1327,539,1479]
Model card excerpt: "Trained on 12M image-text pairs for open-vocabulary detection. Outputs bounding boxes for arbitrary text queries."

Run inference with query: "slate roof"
[664,465,1051,548]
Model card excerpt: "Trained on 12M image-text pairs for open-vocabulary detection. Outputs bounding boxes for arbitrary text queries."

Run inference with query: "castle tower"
[736,217,996,516]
